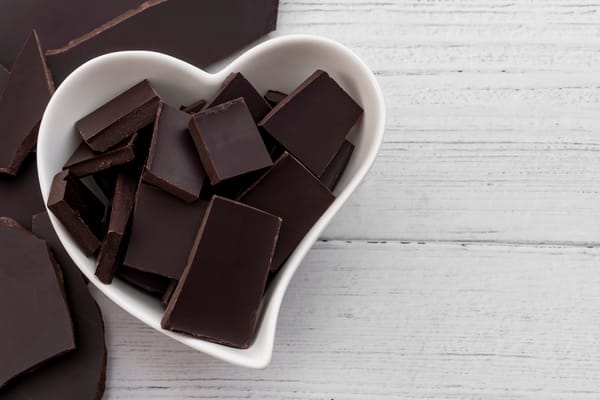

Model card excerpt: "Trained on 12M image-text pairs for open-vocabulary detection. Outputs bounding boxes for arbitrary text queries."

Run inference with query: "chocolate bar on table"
[264,90,287,107]
[162,196,281,348]
[64,133,138,177]
[321,140,355,190]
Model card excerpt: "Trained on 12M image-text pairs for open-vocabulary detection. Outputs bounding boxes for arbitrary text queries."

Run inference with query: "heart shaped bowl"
[37,34,385,368]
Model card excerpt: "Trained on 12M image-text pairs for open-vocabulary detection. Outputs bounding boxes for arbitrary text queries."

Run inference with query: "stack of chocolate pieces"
[49,69,362,349]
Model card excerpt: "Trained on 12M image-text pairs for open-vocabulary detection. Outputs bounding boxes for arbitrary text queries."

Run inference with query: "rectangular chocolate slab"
[321,140,355,190]
[239,152,335,272]
[264,90,287,107]
[162,196,281,348]
[143,103,205,202]
[75,80,160,152]
[190,98,272,185]
[124,182,208,280]
[64,133,137,177]
[259,70,363,177]
[48,171,105,256]
[116,266,171,295]
[0,31,54,176]
[46,0,280,84]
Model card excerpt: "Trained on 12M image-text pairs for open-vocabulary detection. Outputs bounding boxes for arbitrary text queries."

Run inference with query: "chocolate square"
[64,134,137,177]
[321,140,355,190]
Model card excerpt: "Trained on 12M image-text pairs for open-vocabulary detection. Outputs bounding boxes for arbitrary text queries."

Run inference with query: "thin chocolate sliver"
[321,140,355,190]
[117,266,170,295]
[264,90,287,107]
[0,31,54,176]
[46,0,280,84]
[64,133,138,177]
[180,99,207,114]
[0,218,75,389]
[259,70,363,177]
[75,80,160,152]
[162,196,281,348]
[143,103,206,202]
[239,152,335,272]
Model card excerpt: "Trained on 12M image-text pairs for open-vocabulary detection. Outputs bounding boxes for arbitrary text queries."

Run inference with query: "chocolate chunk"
[0,0,145,67]
[0,63,8,90]
[0,31,54,176]
[46,0,279,84]
[116,266,170,295]
[6,212,108,400]
[259,70,363,177]
[321,140,355,190]
[75,80,160,152]
[161,280,178,307]
[189,98,272,185]
[124,182,208,279]
[0,218,75,389]
[92,169,118,200]
[203,73,271,122]
[96,171,137,284]
[180,99,207,114]
[264,90,287,107]
[143,103,205,202]
[48,171,105,256]
[64,134,137,177]
[162,196,281,348]
[0,154,45,229]
[239,152,335,272]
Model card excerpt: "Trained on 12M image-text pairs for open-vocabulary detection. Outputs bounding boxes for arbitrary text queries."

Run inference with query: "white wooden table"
[97,1,600,398]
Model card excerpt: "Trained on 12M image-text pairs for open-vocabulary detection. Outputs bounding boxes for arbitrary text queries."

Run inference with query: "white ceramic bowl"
[37,34,385,369]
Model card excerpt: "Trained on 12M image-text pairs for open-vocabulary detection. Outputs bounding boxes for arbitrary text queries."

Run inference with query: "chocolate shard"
[161,280,178,307]
[92,169,119,200]
[239,152,335,272]
[189,98,273,185]
[6,212,108,400]
[0,63,8,90]
[47,171,105,256]
[0,0,145,67]
[264,90,287,107]
[96,171,137,284]
[321,140,355,190]
[64,133,138,177]
[259,70,363,177]
[0,154,45,229]
[46,0,280,84]
[0,218,75,389]
[143,103,206,202]
[116,266,170,295]
[203,73,272,122]
[162,196,281,349]
[75,80,160,152]
[0,31,54,176]
[180,99,207,114]
[124,182,208,280]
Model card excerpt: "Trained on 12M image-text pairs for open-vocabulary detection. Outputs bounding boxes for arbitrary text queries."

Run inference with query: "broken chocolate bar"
[0,218,75,389]
[162,196,281,348]
[259,70,363,177]
[0,31,54,176]
[48,171,105,256]
[189,98,272,185]
[46,0,280,84]
[64,133,138,177]
[180,99,207,114]
[116,266,171,295]
[321,140,355,190]
[75,80,160,152]
[96,171,137,284]
[239,152,335,272]
[203,73,272,122]
[264,90,287,107]
[124,182,208,280]
[143,103,206,202]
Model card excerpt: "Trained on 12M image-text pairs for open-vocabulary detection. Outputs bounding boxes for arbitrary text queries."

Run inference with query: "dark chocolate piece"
[321,140,355,190]
[96,171,137,284]
[203,73,271,122]
[0,63,8,90]
[143,103,205,202]
[124,182,208,279]
[47,171,105,256]
[0,31,54,176]
[259,70,363,177]
[180,99,207,114]
[189,98,272,185]
[239,152,335,272]
[75,80,160,152]
[0,154,45,229]
[116,266,170,295]
[264,90,287,107]
[92,169,118,200]
[0,0,144,67]
[64,134,137,177]
[162,196,281,348]
[6,212,108,400]
[0,218,75,389]
[46,0,280,84]
[161,280,178,307]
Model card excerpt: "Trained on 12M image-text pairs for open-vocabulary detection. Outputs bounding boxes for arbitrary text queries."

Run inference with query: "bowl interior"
[37,35,385,368]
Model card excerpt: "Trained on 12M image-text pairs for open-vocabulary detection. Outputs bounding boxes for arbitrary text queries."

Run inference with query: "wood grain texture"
[98,1,600,398]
